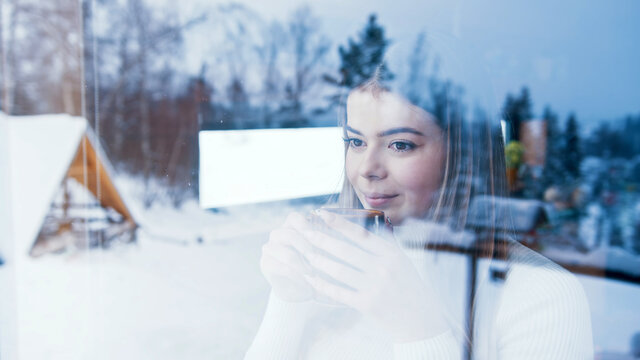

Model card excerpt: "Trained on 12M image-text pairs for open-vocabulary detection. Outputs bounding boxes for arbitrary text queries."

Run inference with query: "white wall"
[199,127,345,208]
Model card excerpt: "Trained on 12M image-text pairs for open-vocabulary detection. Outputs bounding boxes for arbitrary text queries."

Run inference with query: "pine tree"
[564,113,582,181]
[542,106,564,187]
[278,82,309,128]
[502,87,533,141]
[405,32,428,107]
[227,78,251,128]
[330,14,393,88]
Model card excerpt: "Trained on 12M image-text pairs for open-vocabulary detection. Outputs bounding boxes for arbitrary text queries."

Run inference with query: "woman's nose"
[359,149,387,180]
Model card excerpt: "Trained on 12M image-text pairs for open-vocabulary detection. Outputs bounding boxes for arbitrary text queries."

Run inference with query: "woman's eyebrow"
[378,127,425,137]
[345,126,426,137]
[345,126,363,135]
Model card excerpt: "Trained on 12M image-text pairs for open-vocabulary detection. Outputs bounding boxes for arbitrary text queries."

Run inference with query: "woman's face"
[345,90,446,225]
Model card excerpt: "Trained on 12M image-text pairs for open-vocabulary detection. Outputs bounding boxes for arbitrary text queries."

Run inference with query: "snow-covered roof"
[467,196,548,232]
[7,114,87,256]
[4,113,137,259]
[544,245,640,278]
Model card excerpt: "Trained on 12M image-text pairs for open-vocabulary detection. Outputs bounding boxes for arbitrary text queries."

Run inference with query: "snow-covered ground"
[2,174,639,359]
[1,167,331,359]
[11,230,269,359]
[5,189,330,359]
[6,222,640,359]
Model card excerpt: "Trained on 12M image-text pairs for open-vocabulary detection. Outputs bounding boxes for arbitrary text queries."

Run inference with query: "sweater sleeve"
[393,330,461,359]
[495,263,594,360]
[391,229,465,359]
[244,292,316,360]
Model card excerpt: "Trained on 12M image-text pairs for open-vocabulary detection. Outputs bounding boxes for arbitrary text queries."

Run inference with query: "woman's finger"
[304,273,358,308]
[317,210,389,255]
[282,211,314,232]
[303,229,370,270]
[269,227,315,258]
[306,250,364,290]
[261,253,314,302]
[260,251,304,280]
[262,242,313,275]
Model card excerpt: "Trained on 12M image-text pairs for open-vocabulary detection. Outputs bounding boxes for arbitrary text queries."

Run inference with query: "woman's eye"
[389,141,415,152]
[344,138,365,148]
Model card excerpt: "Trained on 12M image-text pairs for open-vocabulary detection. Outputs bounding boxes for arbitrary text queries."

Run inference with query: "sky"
[181,0,640,131]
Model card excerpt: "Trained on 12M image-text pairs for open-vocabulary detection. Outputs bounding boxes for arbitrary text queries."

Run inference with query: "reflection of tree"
[256,21,285,128]
[585,114,640,159]
[429,78,465,128]
[200,4,331,129]
[21,0,637,213]
[1,0,84,115]
[542,106,565,188]
[402,32,468,134]
[227,77,252,128]
[93,0,200,207]
[218,4,254,129]
[563,113,582,182]
[405,32,429,107]
[283,6,330,127]
[609,222,624,248]
[88,2,338,207]
[502,87,532,142]
[324,14,393,104]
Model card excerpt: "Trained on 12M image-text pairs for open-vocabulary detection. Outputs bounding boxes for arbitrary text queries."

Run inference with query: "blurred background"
[0,0,639,359]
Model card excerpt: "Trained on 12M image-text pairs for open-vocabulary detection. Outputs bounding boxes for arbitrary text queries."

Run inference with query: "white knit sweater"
[245,235,593,359]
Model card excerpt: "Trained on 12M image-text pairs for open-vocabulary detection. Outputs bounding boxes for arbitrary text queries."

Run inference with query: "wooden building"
[3,114,136,258]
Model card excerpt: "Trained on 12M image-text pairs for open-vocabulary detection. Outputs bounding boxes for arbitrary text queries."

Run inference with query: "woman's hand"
[300,210,449,342]
[260,212,316,302]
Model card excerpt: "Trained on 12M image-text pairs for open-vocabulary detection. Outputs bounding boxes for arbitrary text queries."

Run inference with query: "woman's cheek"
[396,158,433,189]
[345,152,359,184]
[396,159,441,206]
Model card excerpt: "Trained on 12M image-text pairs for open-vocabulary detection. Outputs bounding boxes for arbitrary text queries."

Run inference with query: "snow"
[579,275,640,356]
[467,196,547,232]
[4,172,335,359]
[0,115,12,258]
[12,231,268,360]
[542,198,640,277]
[544,245,640,277]
[6,114,87,256]
[115,175,325,244]
[0,114,17,360]
[1,192,639,358]
[579,203,603,249]
[199,127,345,208]
[2,118,640,358]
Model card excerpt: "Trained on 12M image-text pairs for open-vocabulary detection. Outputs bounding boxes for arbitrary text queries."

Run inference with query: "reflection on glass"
[1,1,639,359]
[246,76,593,359]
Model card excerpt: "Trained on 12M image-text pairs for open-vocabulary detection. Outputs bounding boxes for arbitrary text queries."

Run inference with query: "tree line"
[1,0,637,207]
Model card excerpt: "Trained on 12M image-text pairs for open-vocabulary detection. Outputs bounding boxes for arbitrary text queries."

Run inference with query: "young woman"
[245,77,593,359]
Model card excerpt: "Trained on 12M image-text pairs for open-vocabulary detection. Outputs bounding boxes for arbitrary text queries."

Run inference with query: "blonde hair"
[336,76,510,256]
[334,75,511,355]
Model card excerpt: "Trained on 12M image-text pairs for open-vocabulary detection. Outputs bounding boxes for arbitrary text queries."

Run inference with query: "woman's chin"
[388,216,404,226]
[382,211,403,226]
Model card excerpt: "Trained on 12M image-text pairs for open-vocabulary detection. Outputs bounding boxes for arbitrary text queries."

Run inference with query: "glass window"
[1,1,638,359]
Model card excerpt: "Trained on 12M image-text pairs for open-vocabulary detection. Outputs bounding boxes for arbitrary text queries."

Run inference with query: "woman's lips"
[364,193,398,207]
